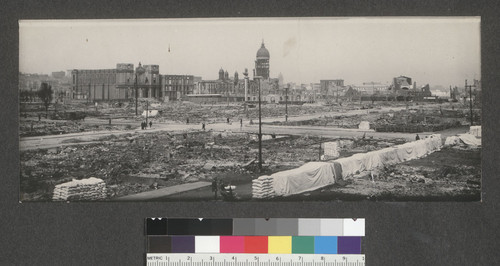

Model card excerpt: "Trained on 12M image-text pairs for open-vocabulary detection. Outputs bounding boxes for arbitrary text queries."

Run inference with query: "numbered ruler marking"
[147,254,365,266]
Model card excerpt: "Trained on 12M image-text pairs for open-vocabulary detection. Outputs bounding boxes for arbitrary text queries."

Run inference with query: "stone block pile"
[322,141,340,158]
[251,175,275,199]
[52,177,107,201]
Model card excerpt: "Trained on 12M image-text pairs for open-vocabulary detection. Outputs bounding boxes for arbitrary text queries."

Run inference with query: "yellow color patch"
[268,236,292,254]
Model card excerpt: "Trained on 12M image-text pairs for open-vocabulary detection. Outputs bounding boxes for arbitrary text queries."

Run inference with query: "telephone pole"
[135,73,138,116]
[285,84,289,122]
[465,79,476,126]
[255,75,263,173]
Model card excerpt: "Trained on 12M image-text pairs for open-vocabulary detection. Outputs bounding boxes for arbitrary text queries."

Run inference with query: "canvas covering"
[337,135,442,178]
[272,162,342,196]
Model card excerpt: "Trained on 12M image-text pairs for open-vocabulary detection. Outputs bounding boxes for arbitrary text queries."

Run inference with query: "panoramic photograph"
[19,17,481,202]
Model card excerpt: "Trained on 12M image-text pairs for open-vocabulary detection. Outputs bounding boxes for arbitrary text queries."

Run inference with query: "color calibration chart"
[146,218,365,265]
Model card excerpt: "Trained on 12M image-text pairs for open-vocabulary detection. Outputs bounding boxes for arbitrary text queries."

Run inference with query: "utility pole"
[255,75,263,173]
[465,79,476,126]
[145,100,149,125]
[135,73,138,116]
[336,85,339,103]
[285,84,289,122]
[244,69,249,118]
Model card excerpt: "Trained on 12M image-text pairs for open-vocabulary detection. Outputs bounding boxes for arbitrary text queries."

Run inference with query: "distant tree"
[38,82,53,115]
[345,87,357,102]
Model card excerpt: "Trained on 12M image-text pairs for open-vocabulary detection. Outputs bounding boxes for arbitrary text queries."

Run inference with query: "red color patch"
[244,236,268,253]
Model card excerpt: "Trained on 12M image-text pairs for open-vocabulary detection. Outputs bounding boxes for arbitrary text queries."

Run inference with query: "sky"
[19,17,480,87]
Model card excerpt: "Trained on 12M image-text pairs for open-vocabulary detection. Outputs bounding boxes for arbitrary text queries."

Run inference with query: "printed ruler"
[146,254,365,266]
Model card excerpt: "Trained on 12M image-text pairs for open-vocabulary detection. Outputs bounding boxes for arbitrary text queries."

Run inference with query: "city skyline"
[19,17,480,87]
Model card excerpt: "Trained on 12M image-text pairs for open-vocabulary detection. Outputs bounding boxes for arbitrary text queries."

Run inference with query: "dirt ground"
[278,146,481,201]
[19,100,481,202]
[18,100,413,137]
[19,131,338,201]
[20,128,412,201]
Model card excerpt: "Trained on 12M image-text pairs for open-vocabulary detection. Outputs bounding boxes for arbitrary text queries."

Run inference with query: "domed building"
[255,40,270,79]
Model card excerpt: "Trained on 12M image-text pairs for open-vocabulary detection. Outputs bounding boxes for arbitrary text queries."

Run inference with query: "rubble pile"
[267,115,365,128]
[372,109,463,133]
[251,175,275,199]
[52,177,107,201]
[19,120,130,137]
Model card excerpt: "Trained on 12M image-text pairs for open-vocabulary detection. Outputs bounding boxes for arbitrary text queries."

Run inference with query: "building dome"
[256,42,270,58]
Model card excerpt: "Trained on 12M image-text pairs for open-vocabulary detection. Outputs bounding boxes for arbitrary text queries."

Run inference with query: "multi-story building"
[162,75,194,101]
[71,63,164,101]
[72,68,118,100]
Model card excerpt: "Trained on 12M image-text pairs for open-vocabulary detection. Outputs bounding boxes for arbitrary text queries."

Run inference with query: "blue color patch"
[314,236,337,254]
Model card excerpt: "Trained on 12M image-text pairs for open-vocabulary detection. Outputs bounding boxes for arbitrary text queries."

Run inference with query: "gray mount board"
[1,0,499,266]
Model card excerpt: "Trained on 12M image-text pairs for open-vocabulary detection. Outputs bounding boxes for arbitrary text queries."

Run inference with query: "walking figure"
[227,117,230,124]
[202,123,206,131]
[211,177,218,200]
[149,121,152,128]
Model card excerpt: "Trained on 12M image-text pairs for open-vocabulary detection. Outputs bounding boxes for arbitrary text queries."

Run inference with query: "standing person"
[202,122,206,131]
[211,177,218,200]
[186,118,189,124]
[415,134,420,140]
[240,118,243,128]
[149,121,152,128]
[227,117,230,124]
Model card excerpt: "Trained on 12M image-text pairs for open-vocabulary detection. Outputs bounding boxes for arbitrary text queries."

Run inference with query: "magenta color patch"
[220,236,245,253]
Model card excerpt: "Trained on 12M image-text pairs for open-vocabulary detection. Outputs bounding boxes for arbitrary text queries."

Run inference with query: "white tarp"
[459,134,481,146]
[259,134,444,197]
[445,136,461,146]
[358,121,370,130]
[469,126,481,138]
[142,110,158,117]
[337,134,443,178]
[272,162,341,196]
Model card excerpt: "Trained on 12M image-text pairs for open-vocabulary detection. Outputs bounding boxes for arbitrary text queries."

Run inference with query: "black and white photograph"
[19,17,481,202]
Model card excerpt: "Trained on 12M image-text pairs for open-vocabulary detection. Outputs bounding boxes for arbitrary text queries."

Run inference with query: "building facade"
[320,79,345,100]
[71,63,166,101]
[162,75,194,101]
[392,76,412,90]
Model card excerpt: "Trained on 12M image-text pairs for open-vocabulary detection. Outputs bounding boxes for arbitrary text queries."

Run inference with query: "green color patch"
[292,236,315,254]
